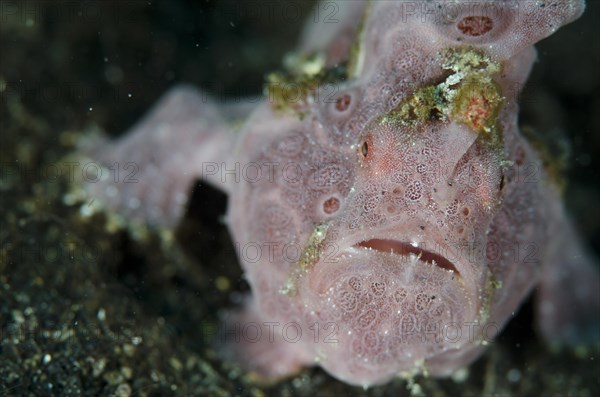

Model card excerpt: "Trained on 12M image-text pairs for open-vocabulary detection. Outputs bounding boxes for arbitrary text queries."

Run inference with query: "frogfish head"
[293,115,506,384]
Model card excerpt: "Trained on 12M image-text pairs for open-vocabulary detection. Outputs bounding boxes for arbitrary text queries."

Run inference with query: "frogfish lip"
[354,238,460,276]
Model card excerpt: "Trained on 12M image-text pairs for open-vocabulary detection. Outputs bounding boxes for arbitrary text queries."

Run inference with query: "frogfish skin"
[74,0,599,387]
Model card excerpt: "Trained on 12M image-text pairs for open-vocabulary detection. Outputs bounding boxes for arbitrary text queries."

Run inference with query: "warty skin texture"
[75,0,599,387]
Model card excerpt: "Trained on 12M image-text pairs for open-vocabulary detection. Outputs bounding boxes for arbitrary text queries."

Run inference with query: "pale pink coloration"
[78,0,598,387]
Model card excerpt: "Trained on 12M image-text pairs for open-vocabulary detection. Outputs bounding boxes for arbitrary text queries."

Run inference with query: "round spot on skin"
[348,277,362,291]
[363,195,380,212]
[323,196,340,214]
[338,290,358,312]
[394,289,407,303]
[446,200,458,215]
[335,94,352,112]
[457,226,465,234]
[457,16,494,37]
[358,310,376,328]
[405,181,423,201]
[371,281,386,296]
[415,293,432,312]
[365,213,386,227]
[363,331,379,349]
[462,207,470,216]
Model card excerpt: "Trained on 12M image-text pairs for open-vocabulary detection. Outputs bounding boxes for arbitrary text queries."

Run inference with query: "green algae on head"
[443,48,503,138]
[385,47,504,146]
[279,221,330,297]
[264,53,347,115]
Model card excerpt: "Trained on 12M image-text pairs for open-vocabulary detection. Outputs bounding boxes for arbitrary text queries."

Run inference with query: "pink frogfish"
[73,0,598,387]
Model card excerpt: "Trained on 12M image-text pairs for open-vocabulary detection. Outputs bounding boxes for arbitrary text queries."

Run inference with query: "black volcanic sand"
[1,1,599,396]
